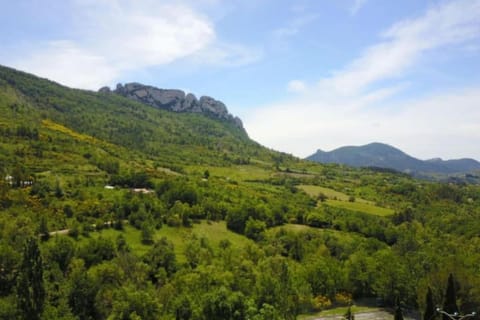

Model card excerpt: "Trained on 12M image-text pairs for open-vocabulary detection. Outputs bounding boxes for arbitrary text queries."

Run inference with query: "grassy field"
[268,224,314,233]
[325,199,395,216]
[187,165,272,181]
[298,185,394,216]
[75,221,253,262]
[298,185,370,203]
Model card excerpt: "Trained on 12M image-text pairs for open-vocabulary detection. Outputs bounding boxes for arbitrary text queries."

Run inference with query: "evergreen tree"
[394,297,404,320]
[443,274,459,320]
[38,216,49,241]
[424,287,436,320]
[16,238,45,320]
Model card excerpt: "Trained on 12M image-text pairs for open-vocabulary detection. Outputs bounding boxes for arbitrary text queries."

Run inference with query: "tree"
[175,296,192,320]
[77,237,116,267]
[256,256,298,320]
[16,238,45,320]
[110,286,161,320]
[244,217,266,241]
[68,259,98,319]
[344,306,355,320]
[202,287,246,320]
[442,274,459,320]
[394,297,404,320]
[0,244,20,296]
[141,221,154,245]
[143,237,177,282]
[395,305,404,320]
[38,216,49,241]
[424,287,436,320]
[46,236,75,274]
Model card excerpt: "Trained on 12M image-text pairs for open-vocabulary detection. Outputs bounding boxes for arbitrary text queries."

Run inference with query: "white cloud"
[349,0,368,16]
[6,0,257,89]
[273,13,318,39]
[246,0,480,160]
[287,80,307,93]
[14,41,119,89]
[246,86,480,160]
[323,0,480,96]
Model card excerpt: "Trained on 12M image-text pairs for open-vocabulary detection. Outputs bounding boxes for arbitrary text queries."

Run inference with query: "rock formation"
[100,83,244,130]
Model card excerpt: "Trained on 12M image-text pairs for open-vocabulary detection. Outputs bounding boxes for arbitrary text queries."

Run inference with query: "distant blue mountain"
[306,142,480,175]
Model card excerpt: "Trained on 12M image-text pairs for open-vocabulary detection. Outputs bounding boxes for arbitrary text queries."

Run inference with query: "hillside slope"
[0,65,271,170]
[1,66,480,319]
[307,142,480,175]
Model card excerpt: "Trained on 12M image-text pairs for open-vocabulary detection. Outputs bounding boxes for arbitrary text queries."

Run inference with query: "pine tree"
[424,287,436,320]
[394,297,404,320]
[16,238,45,320]
[443,274,459,320]
[38,216,49,241]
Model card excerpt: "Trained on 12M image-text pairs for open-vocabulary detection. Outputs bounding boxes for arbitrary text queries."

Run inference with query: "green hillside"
[1,65,480,319]
[306,142,480,180]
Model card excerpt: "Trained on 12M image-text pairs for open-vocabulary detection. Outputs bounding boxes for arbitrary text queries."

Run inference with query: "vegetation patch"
[325,199,395,216]
[75,221,253,262]
[298,184,370,202]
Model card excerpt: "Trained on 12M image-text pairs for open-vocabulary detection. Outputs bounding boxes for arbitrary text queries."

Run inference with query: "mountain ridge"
[307,142,480,175]
[0,64,268,169]
[100,82,244,130]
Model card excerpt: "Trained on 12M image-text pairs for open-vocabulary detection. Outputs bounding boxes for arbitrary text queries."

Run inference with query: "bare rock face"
[99,86,111,93]
[106,83,244,130]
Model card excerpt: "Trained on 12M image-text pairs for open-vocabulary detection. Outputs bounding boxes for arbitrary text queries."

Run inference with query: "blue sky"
[1,0,480,160]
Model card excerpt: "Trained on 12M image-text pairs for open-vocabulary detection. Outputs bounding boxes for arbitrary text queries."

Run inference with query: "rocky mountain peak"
[100,83,244,130]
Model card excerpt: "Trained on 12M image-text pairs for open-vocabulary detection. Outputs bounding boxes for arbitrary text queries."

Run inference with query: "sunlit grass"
[298,185,370,203]
[326,199,394,216]
[187,165,272,181]
[75,221,253,263]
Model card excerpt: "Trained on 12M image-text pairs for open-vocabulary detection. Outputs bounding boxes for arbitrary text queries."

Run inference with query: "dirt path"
[49,229,70,236]
[312,310,417,320]
[48,220,127,236]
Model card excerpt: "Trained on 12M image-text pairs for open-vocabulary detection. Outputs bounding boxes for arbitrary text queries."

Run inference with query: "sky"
[1,0,480,160]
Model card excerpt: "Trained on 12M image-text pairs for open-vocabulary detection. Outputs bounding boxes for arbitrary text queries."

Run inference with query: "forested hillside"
[307,142,480,180]
[1,65,479,320]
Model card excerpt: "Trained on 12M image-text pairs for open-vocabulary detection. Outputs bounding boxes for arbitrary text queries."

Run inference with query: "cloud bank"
[246,0,480,160]
[7,0,257,89]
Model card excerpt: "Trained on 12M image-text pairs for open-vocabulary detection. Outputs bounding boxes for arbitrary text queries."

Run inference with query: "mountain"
[0,65,270,170]
[306,142,480,175]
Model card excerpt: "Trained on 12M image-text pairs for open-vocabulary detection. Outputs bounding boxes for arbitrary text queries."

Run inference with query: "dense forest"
[0,65,479,319]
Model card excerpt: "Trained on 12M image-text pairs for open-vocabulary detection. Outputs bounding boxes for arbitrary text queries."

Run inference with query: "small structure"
[4,175,33,187]
[132,188,154,194]
[5,175,13,185]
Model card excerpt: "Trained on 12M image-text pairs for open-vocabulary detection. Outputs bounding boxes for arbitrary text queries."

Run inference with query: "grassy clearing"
[326,199,394,216]
[298,185,394,216]
[268,224,314,233]
[298,305,381,320]
[266,224,361,244]
[75,221,253,263]
[188,165,272,181]
[299,185,351,200]
[298,185,370,203]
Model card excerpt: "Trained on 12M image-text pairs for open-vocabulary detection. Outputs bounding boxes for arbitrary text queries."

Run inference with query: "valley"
[0,65,479,319]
